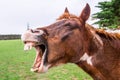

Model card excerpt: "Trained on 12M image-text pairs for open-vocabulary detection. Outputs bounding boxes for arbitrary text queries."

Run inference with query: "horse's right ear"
[79,3,90,22]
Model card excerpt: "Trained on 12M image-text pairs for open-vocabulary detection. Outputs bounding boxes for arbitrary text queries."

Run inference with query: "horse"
[21,4,120,80]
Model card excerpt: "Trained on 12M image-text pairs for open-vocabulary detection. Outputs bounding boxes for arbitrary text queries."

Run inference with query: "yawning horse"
[21,4,120,80]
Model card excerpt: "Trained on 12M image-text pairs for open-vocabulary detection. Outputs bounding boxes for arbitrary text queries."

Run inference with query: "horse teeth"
[30,68,38,72]
[24,44,32,51]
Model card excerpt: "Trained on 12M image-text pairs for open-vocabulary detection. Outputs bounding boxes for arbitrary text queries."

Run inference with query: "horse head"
[21,4,91,73]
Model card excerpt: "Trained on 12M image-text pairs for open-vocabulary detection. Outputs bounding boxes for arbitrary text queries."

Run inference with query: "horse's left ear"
[64,7,69,14]
[79,3,90,22]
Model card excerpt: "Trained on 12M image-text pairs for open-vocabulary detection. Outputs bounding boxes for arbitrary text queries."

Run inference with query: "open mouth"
[24,41,47,72]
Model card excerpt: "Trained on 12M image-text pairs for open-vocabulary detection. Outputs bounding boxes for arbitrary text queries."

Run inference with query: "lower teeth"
[30,68,38,72]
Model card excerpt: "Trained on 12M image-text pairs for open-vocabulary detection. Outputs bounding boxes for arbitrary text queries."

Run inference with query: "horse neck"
[75,25,106,79]
[80,25,99,55]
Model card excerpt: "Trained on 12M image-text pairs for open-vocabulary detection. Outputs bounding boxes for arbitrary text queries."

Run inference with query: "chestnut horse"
[21,4,120,80]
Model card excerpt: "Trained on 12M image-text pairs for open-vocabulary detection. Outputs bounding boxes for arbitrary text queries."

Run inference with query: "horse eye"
[64,22,71,26]
[61,31,73,41]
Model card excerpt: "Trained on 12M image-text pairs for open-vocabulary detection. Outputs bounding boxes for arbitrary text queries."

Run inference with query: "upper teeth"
[24,43,33,51]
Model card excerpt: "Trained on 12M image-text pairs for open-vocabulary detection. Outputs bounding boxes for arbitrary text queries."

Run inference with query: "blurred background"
[0,0,111,35]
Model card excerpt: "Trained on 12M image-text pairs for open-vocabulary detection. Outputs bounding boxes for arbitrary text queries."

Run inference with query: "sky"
[0,0,110,34]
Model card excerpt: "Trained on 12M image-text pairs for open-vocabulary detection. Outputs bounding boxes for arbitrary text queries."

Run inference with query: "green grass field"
[0,40,92,80]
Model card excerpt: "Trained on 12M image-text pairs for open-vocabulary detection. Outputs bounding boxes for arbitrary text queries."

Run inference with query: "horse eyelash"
[61,31,73,41]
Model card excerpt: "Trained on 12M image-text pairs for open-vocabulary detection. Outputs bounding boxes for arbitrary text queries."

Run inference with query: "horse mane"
[95,28,120,41]
[86,24,120,40]
[96,29,120,40]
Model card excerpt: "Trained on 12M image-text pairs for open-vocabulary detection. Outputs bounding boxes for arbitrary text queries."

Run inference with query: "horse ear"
[57,7,70,20]
[64,7,69,14]
[79,3,90,22]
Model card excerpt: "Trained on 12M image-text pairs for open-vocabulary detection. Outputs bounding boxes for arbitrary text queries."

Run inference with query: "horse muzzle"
[21,29,49,73]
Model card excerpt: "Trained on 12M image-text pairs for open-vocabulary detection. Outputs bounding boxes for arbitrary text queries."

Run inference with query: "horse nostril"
[24,41,27,44]
[30,29,34,33]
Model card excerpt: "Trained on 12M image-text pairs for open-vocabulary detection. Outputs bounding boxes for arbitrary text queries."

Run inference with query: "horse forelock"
[57,13,79,21]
